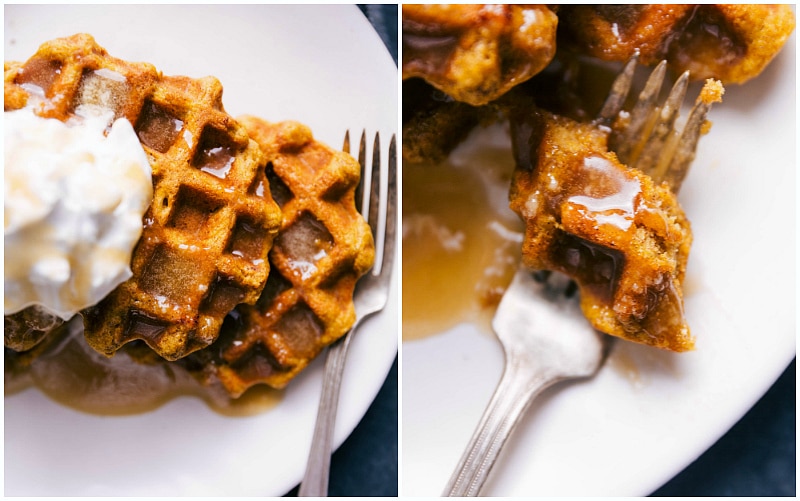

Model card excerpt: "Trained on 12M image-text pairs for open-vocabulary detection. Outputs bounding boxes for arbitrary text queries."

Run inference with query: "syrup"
[227,218,269,264]
[193,127,236,179]
[199,146,235,179]
[669,5,745,70]
[402,125,523,341]
[16,57,62,96]
[135,100,183,154]
[5,318,281,416]
[275,212,334,281]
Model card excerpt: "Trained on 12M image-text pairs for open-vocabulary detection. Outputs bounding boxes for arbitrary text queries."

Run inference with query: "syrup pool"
[5,317,282,417]
[402,124,524,341]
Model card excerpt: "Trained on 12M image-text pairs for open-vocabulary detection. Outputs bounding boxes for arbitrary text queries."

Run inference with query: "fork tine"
[378,134,397,279]
[663,97,714,192]
[597,52,638,125]
[342,129,351,155]
[602,54,722,193]
[612,60,667,164]
[355,130,368,216]
[367,132,382,260]
[634,70,689,178]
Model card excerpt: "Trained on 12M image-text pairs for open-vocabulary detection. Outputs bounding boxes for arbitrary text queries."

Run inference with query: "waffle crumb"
[699,79,725,105]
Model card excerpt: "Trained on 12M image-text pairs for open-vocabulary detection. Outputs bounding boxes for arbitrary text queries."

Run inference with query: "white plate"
[402,32,796,496]
[4,5,398,497]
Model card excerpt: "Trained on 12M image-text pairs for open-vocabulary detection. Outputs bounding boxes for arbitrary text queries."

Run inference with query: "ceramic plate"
[4,5,398,496]
[402,30,796,496]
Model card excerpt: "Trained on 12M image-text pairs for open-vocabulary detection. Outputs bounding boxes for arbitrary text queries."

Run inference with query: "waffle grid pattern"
[4,34,282,360]
[187,118,374,395]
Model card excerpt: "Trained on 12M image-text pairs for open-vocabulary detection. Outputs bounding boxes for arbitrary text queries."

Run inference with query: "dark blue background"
[287,4,794,497]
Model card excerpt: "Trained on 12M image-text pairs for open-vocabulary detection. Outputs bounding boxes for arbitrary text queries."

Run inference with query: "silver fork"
[298,130,397,497]
[443,57,719,497]
[443,268,605,497]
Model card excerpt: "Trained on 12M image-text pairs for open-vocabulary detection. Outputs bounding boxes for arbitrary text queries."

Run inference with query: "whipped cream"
[4,107,153,320]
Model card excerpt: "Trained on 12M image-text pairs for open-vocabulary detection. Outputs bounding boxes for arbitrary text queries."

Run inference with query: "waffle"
[509,107,694,352]
[559,4,796,84]
[402,4,558,106]
[4,34,282,360]
[182,118,374,396]
[402,78,495,164]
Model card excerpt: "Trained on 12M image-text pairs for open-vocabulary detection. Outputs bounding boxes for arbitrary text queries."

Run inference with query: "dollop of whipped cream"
[4,106,153,320]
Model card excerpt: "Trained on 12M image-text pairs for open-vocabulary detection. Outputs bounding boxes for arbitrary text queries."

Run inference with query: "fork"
[298,130,397,497]
[443,57,719,496]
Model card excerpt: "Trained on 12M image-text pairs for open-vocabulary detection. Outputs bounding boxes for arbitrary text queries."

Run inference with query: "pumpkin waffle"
[4,34,282,360]
[509,106,694,352]
[559,4,795,84]
[402,78,496,164]
[402,4,558,106]
[183,118,375,396]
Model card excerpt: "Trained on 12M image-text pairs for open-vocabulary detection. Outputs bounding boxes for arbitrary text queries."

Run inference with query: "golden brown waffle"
[184,118,374,396]
[4,34,282,360]
[509,107,694,352]
[559,4,795,84]
[402,78,490,164]
[402,4,558,106]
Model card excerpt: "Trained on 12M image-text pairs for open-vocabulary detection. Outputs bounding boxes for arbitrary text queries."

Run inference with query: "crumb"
[698,79,724,105]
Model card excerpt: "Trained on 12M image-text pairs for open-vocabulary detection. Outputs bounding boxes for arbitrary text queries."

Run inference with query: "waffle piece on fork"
[4,34,282,360]
[184,119,374,397]
[509,58,722,351]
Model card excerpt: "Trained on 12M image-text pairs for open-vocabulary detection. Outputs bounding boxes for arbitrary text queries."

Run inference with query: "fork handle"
[443,353,559,497]
[298,321,358,497]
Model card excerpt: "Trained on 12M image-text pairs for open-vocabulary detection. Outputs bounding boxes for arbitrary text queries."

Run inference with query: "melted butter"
[5,318,282,416]
[402,125,523,341]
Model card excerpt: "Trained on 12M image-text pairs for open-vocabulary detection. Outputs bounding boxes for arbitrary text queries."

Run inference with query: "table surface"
[286,5,795,497]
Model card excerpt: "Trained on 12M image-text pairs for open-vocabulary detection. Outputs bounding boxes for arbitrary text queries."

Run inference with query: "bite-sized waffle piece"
[184,118,375,396]
[559,4,795,84]
[4,34,282,360]
[509,107,694,351]
[403,4,558,106]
